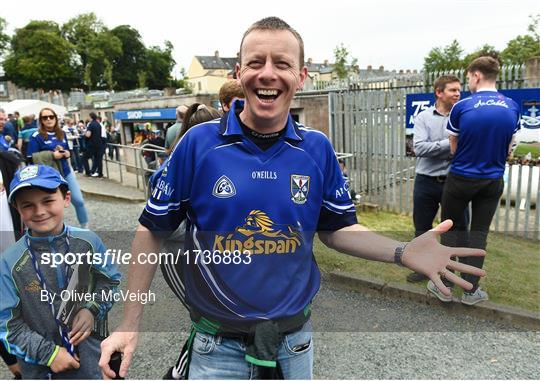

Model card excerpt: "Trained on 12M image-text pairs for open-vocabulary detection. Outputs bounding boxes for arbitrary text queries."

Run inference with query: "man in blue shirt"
[99,17,487,379]
[442,56,521,305]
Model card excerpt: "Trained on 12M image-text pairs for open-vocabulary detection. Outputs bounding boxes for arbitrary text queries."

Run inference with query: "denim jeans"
[188,321,313,379]
[65,171,89,225]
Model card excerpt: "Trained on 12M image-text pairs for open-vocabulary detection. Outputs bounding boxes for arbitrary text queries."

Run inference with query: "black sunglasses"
[41,115,56,120]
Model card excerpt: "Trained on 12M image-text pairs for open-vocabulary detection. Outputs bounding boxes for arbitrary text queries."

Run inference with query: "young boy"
[0,165,121,379]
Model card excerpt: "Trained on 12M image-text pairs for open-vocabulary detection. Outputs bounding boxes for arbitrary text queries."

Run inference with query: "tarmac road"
[0,197,537,379]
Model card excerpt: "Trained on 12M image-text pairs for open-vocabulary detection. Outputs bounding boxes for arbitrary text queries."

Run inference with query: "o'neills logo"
[213,210,301,254]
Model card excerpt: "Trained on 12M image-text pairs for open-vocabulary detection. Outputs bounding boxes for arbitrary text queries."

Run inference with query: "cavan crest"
[213,175,236,198]
[290,174,310,204]
[521,100,540,129]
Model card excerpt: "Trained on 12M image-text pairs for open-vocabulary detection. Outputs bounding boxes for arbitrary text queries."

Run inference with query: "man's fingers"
[430,219,453,235]
[99,343,117,379]
[446,261,486,277]
[442,271,473,290]
[430,276,452,296]
[447,247,486,258]
[119,350,134,378]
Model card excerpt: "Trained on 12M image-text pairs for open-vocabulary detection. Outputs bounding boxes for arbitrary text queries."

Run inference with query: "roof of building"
[196,56,238,70]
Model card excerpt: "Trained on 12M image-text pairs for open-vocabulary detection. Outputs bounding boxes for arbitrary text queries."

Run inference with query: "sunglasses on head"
[41,115,56,120]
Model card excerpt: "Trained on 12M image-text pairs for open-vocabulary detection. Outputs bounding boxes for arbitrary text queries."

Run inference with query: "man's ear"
[64,191,71,207]
[235,63,242,80]
[297,66,308,90]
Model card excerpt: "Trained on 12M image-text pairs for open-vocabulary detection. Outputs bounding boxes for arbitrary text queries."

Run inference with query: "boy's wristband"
[47,345,60,367]
[83,301,100,318]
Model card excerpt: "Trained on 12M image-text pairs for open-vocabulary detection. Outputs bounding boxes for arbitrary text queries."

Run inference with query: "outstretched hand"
[402,219,486,296]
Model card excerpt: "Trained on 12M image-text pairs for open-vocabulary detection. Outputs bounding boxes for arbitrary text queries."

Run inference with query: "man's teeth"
[257,89,278,96]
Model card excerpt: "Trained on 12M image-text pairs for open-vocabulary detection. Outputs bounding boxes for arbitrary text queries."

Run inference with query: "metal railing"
[103,143,167,197]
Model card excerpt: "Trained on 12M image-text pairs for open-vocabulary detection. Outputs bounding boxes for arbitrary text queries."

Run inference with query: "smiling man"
[100,17,487,380]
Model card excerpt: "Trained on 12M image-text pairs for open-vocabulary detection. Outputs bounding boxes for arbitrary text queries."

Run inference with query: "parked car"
[88,91,110,101]
[148,89,164,98]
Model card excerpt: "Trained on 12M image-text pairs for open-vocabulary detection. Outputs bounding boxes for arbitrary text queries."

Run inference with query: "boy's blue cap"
[8,165,68,203]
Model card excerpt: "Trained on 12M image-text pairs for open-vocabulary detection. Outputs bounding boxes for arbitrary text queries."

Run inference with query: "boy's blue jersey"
[447,90,520,179]
[139,100,357,324]
[27,131,71,175]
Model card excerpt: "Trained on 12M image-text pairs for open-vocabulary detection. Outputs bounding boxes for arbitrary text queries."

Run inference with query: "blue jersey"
[139,100,357,324]
[447,90,520,179]
[27,131,71,176]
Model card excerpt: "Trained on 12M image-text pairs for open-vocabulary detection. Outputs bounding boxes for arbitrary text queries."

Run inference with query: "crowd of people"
[0,16,521,380]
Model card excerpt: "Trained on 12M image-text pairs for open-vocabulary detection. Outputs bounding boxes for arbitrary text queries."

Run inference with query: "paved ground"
[1,196,538,379]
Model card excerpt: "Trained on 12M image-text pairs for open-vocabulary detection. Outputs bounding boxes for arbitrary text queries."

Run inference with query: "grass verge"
[314,210,540,311]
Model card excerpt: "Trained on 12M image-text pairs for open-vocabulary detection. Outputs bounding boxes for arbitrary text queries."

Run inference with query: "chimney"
[399,69,404,74]
[324,59,328,66]
[413,69,418,74]
[367,65,372,71]
[214,50,219,58]
[406,69,411,74]
[308,58,313,64]
[379,65,384,71]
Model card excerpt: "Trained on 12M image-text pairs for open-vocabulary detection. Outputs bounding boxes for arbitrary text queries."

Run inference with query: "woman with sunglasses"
[26,108,89,228]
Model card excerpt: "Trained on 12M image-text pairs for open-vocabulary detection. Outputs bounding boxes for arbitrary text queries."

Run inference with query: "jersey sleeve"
[317,139,357,232]
[138,132,195,237]
[0,258,57,366]
[447,101,462,136]
[26,133,40,160]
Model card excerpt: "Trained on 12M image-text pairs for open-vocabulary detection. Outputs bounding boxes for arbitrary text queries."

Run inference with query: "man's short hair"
[219,81,245,109]
[239,16,304,67]
[433,75,460,95]
[89,112,98,120]
[467,56,500,81]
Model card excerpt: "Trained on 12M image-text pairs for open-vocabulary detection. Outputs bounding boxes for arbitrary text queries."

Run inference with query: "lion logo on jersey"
[213,210,302,254]
[236,210,300,243]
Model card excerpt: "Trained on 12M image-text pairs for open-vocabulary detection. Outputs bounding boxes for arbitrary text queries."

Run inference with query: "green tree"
[501,15,540,65]
[145,41,176,89]
[0,17,10,56]
[527,13,539,42]
[462,44,500,67]
[333,43,357,80]
[423,39,464,72]
[501,35,540,65]
[62,13,122,89]
[137,71,146,89]
[110,25,148,90]
[3,20,80,90]
[103,58,115,90]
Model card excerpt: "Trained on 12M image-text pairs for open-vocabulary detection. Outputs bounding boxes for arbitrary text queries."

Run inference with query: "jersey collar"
[221,99,303,142]
[476,87,498,92]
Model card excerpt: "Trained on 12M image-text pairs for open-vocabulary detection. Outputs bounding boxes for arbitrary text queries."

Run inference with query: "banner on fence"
[406,88,540,132]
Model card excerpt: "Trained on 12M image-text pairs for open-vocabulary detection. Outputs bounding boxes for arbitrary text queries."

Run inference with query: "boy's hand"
[69,308,94,346]
[50,347,80,373]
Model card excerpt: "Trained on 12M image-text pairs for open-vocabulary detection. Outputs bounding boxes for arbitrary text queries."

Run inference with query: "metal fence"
[103,143,166,197]
[329,65,539,240]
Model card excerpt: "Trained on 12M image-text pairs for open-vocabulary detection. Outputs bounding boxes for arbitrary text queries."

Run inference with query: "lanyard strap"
[25,236,75,356]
